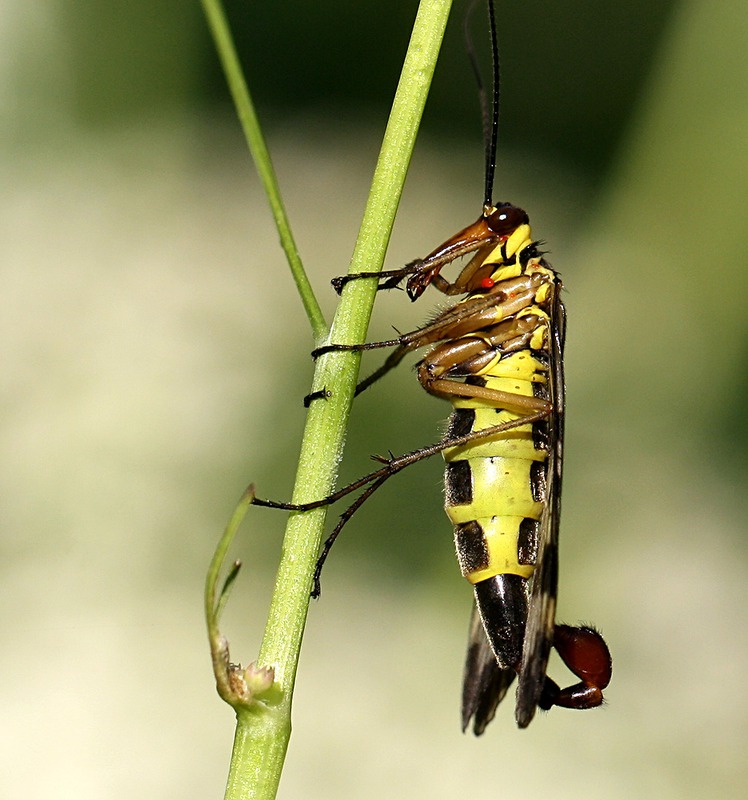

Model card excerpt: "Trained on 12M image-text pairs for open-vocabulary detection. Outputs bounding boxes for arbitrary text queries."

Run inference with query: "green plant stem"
[258,0,453,684]
[206,1,454,798]
[200,0,326,339]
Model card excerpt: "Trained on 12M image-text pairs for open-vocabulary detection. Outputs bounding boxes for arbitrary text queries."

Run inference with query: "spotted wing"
[461,603,516,735]
[515,277,565,728]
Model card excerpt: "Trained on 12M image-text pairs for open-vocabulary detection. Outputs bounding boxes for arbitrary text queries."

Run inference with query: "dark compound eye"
[485,203,529,235]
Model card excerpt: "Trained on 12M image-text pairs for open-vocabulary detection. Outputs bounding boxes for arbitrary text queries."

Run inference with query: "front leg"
[331,259,425,295]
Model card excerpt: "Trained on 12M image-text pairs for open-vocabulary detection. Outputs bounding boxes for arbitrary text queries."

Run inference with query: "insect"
[255,0,611,732]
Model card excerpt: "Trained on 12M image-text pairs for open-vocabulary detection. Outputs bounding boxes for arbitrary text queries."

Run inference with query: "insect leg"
[312,275,546,399]
[252,410,549,595]
[416,321,553,415]
[330,258,426,294]
[330,224,499,298]
[252,409,548,515]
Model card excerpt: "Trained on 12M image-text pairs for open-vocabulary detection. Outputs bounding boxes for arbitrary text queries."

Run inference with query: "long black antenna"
[484,0,500,210]
[464,1,501,211]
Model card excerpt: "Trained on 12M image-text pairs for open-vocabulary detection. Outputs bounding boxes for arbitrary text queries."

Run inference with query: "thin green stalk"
[200,0,326,339]
[204,2,454,798]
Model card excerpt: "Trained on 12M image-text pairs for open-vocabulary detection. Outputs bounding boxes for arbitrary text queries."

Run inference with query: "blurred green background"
[3,1,748,797]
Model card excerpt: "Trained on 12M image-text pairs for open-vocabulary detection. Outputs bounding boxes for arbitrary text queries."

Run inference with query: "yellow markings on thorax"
[484,224,532,283]
[516,306,550,351]
[504,223,532,261]
[490,262,522,282]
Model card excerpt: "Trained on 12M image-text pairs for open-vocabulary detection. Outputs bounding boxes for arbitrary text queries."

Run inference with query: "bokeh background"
[3,0,748,797]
